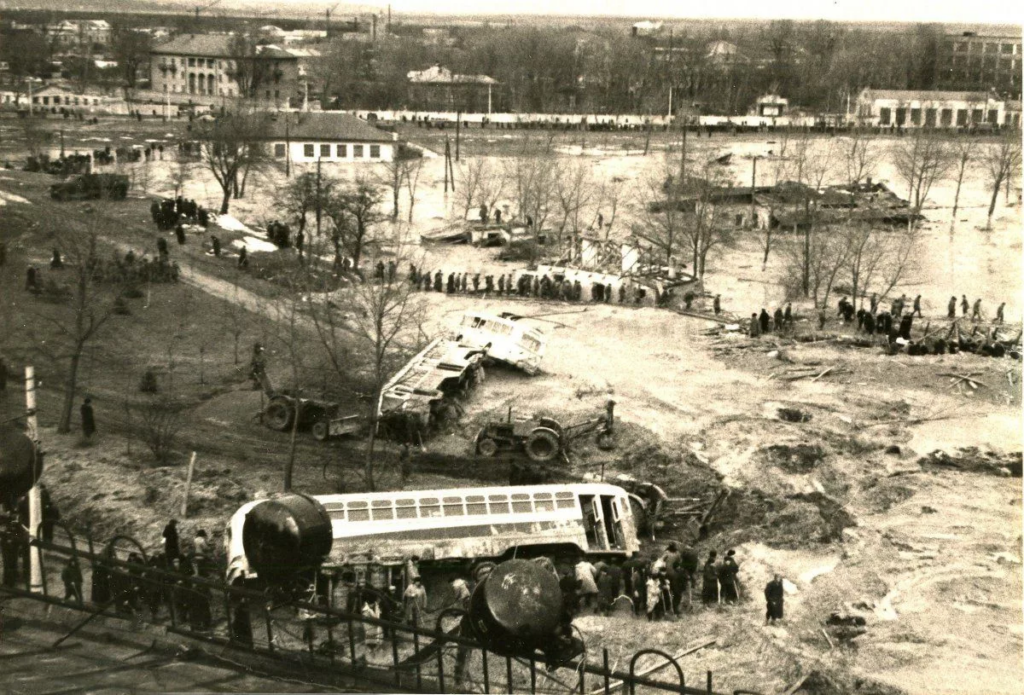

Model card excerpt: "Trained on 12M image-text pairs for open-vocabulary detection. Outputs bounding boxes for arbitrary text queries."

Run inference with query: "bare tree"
[46,217,118,433]
[679,164,735,280]
[843,131,877,186]
[631,164,688,263]
[404,158,424,224]
[228,28,272,100]
[982,132,1022,230]
[456,158,507,222]
[891,129,951,216]
[324,178,385,272]
[551,159,595,246]
[948,137,977,224]
[504,151,558,236]
[137,393,186,465]
[281,170,336,245]
[193,110,272,214]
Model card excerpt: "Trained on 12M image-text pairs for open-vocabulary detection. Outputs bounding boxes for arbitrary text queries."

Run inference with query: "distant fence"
[0,522,752,695]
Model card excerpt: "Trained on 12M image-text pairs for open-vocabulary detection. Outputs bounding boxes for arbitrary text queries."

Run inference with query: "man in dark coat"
[961,295,969,317]
[773,307,784,332]
[996,302,1006,324]
[701,551,719,605]
[719,549,739,604]
[765,574,784,624]
[783,303,793,326]
[899,314,914,341]
[433,271,443,292]
[863,312,876,336]
[948,296,957,319]
[758,309,771,334]
[81,398,96,439]
[912,295,922,317]
[162,519,180,563]
[446,273,456,294]
[870,294,879,314]
[175,225,186,245]
[680,544,699,604]
[750,314,761,338]
[713,295,721,315]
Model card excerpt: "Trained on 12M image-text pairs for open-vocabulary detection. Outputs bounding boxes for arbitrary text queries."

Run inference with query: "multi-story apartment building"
[150,34,300,106]
[937,32,1021,100]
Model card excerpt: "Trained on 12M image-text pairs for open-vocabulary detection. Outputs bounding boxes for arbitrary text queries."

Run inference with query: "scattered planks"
[772,365,845,382]
[939,372,990,390]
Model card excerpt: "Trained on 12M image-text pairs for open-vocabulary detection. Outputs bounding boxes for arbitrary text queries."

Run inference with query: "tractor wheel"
[525,427,560,463]
[264,397,294,432]
[596,430,616,451]
[477,437,499,457]
[311,420,330,442]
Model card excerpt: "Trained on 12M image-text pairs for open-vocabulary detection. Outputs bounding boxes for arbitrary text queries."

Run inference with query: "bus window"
[371,500,395,521]
[348,501,369,521]
[443,496,465,516]
[419,498,442,518]
[466,495,487,515]
[555,492,575,509]
[396,499,417,519]
[601,496,624,549]
[534,493,554,512]
[488,495,509,514]
[511,493,532,513]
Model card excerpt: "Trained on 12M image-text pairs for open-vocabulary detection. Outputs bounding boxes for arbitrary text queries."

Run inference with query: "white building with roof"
[260,112,398,165]
[855,88,1013,128]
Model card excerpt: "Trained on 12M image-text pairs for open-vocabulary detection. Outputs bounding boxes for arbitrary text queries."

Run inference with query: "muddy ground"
[1,115,1021,694]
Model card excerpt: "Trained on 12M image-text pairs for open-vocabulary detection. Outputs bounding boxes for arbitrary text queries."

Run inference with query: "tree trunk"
[987,175,1002,229]
[220,187,231,215]
[57,348,83,434]
[364,415,377,491]
[802,224,811,297]
[284,400,299,492]
[951,173,965,223]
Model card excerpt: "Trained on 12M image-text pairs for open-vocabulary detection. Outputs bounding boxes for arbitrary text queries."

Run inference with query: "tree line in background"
[2,15,955,115]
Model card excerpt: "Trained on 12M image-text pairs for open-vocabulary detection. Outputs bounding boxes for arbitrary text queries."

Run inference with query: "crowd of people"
[150,195,209,231]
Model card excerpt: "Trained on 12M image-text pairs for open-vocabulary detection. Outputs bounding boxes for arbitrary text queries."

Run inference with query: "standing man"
[870,293,879,315]
[961,295,969,317]
[719,550,740,604]
[948,296,957,319]
[574,556,599,613]
[162,519,180,564]
[749,313,761,338]
[765,574,784,624]
[403,576,427,624]
[759,308,771,334]
[972,298,983,322]
[784,302,793,327]
[713,294,721,315]
[211,236,221,257]
[913,294,923,317]
[701,551,719,606]
[62,557,84,605]
[80,397,96,440]
[996,302,1006,324]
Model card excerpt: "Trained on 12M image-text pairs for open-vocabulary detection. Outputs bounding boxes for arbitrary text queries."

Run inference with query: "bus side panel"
[326,519,590,565]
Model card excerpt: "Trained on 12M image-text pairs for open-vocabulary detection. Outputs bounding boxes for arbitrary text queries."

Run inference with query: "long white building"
[855,88,1017,128]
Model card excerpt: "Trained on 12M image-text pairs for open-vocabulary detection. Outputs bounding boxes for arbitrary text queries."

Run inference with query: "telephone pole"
[25,366,42,593]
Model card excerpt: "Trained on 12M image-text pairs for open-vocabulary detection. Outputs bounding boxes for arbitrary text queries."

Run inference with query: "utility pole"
[316,155,322,237]
[443,136,450,194]
[285,120,291,178]
[679,112,688,184]
[750,156,758,227]
[455,110,461,162]
[25,366,42,593]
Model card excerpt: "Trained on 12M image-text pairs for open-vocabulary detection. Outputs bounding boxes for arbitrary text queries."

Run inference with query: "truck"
[49,173,129,201]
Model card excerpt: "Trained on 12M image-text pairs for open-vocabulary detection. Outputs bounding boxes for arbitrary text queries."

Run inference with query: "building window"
[163,84,168,93]
[879,107,891,125]
[941,109,952,126]
[42,97,49,105]
[370,145,380,158]
[925,108,937,127]
[320,144,330,158]
[265,90,271,99]
[274,143,286,158]
[971,109,983,124]
[910,108,921,125]
[353,145,364,158]
[895,108,907,126]
[303,144,314,158]
[275,90,280,99]
[987,109,998,124]
[188,57,195,66]
[336,144,347,158]
[956,109,967,126]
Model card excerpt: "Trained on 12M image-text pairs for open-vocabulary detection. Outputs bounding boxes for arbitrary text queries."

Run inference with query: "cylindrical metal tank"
[241,494,333,583]
[466,559,563,656]
[0,426,41,507]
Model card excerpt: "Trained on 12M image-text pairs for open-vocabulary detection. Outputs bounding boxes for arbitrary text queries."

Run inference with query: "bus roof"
[312,482,629,507]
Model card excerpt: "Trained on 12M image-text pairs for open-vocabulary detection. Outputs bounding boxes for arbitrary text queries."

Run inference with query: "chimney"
[371,15,377,42]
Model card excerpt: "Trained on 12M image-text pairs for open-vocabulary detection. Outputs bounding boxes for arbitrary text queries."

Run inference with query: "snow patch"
[232,236,277,253]
[0,190,32,206]
[215,214,258,235]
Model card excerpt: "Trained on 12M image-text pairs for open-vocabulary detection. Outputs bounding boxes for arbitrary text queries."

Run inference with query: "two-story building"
[262,112,398,166]
[406,65,498,112]
[150,34,301,106]
[855,88,1014,129]
[47,20,112,48]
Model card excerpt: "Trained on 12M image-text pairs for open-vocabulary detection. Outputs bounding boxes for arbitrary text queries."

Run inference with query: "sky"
[350,0,1023,25]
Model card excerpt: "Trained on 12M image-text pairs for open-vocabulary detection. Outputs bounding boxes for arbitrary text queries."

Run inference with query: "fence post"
[506,655,514,694]
[529,656,537,694]
[481,648,490,693]
[603,648,611,695]
[706,670,712,694]
[412,613,423,690]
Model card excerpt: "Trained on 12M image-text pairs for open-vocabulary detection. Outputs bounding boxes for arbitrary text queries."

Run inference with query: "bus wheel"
[525,428,560,462]
[596,431,616,451]
[477,438,499,457]
[311,420,330,441]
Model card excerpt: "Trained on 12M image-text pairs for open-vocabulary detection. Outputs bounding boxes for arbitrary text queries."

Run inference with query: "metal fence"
[0,522,754,695]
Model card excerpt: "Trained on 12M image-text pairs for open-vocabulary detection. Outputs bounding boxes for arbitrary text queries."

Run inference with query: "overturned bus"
[454,311,547,375]
[225,482,641,590]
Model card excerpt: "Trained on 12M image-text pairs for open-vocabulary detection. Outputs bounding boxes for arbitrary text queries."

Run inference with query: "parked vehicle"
[49,173,129,201]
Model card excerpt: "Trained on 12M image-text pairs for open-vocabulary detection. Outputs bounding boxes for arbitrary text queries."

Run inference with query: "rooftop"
[263,112,394,142]
[407,65,497,86]
[152,34,299,60]
[859,88,999,102]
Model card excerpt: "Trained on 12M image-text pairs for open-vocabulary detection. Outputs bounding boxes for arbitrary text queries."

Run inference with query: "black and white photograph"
[0,0,1020,692]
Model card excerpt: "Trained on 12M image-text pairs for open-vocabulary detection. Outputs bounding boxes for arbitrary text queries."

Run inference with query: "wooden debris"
[809,366,836,383]
[820,628,835,650]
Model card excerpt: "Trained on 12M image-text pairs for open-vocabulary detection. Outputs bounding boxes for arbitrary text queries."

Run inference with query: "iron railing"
[0,522,754,695]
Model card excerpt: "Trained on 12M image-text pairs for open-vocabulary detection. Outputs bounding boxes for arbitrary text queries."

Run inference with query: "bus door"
[601,496,625,550]
[580,495,609,550]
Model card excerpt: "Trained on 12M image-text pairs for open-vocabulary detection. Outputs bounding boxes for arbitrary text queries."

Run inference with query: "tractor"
[474,400,616,463]
[250,346,361,441]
